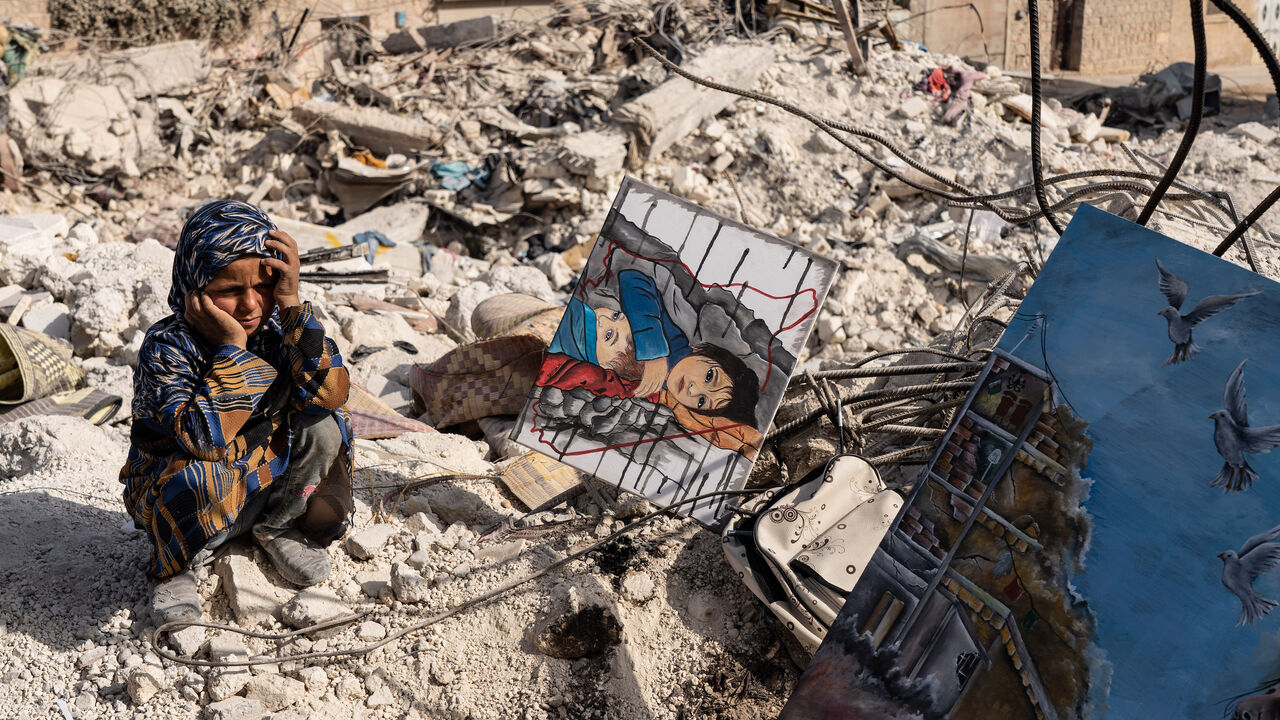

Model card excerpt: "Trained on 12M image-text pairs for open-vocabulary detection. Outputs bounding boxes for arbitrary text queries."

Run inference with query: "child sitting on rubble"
[537,269,764,458]
[121,200,353,626]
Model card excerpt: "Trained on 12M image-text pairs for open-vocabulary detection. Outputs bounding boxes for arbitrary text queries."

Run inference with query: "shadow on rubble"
[0,491,151,650]
[661,531,806,713]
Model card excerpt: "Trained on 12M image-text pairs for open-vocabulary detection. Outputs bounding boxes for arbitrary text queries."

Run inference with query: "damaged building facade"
[908,0,1263,72]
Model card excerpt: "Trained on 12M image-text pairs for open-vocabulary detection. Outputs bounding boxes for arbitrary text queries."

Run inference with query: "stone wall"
[913,0,1262,72]
[1168,0,1262,72]
[1072,0,1174,73]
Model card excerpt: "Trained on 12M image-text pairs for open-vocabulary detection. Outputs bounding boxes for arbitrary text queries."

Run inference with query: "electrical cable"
[794,361,987,382]
[152,487,760,667]
[1214,184,1280,256]
[765,378,979,440]
[1026,0,1065,235]
[1136,0,1207,226]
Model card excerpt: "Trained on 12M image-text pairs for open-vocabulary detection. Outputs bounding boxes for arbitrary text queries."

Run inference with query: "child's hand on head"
[185,291,248,349]
[635,358,667,396]
[262,229,302,309]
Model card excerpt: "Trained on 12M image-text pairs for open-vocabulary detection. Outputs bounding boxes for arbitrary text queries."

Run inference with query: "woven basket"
[0,323,84,405]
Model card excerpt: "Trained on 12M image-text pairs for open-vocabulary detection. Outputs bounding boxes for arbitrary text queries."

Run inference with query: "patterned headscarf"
[168,200,280,314]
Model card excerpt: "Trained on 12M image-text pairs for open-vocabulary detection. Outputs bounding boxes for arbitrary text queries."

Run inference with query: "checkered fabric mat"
[0,323,84,405]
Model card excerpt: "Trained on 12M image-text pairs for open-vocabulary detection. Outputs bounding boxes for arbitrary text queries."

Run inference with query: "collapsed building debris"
[0,1,1278,719]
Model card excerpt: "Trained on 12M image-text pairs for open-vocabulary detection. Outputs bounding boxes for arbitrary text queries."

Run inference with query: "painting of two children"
[536,269,763,460]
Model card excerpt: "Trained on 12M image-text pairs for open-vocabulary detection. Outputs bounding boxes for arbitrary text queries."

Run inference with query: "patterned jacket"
[121,302,351,580]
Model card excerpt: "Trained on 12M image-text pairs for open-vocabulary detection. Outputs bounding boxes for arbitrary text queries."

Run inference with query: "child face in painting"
[666,355,733,411]
[594,308,632,368]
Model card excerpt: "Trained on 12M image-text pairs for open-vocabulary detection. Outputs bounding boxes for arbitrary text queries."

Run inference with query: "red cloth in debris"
[926,67,951,102]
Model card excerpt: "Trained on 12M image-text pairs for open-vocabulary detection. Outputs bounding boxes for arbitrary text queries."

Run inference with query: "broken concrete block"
[381,30,423,54]
[292,100,440,156]
[356,620,387,641]
[710,152,735,173]
[334,203,427,276]
[897,96,930,119]
[203,632,250,661]
[77,646,108,668]
[444,281,497,342]
[294,666,328,692]
[337,203,429,249]
[532,252,574,289]
[207,666,253,702]
[243,675,306,712]
[9,80,162,176]
[214,548,286,625]
[203,696,264,720]
[474,539,525,565]
[0,285,22,309]
[366,685,396,708]
[405,511,443,535]
[21,301,71,340]
[35,40,210,97]
[0,213,68,246]
[1096,126,1131,143]
[882,166,959,200]
[1069,114,1102,143]
[277,215,422,278]
[281,587,352,630]
[126,665,164,705]
[390,562,433,603]
[1000,93,1062,128]
[558,130,627,179]
[816,314,843,343]
[345,524,398,560]
[356,568,391,599]
[169,624,206,657]
[420,16,496,48]
[481,264,556,301]
[522,177,580,207]
[621,571,655,604]
[406,549,432,571]
[1231,121,1278,145]
[616,44,774,162]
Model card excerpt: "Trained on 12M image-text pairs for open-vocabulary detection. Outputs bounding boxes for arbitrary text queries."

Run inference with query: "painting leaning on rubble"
[782,204,1280,719]
[513,177,835,524]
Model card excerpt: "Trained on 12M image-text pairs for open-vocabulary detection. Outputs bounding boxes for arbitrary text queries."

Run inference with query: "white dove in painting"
[1211,361,1280,492]
[1156,258,1257,365]
[1220,525,1280,626]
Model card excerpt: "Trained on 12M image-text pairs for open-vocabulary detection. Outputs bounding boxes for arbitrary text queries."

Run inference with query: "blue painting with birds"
[780,204,1280,720]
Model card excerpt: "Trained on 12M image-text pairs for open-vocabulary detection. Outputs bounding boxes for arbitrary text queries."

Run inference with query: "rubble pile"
[1,2,1280,719]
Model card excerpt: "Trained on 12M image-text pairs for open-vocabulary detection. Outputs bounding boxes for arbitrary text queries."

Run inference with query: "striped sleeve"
[278,302,350,413]
[137,338,278,462]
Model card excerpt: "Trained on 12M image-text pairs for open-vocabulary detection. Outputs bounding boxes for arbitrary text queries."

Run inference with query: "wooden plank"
[829,0,866,74]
